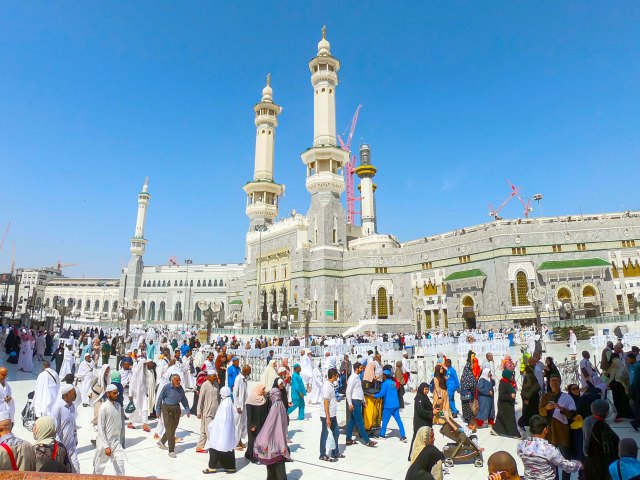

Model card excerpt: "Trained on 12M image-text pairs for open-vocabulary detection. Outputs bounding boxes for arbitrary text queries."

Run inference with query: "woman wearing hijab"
[90,365,111,426]
[409,382,434,460]
[583,399,619,480]
[605,356,633,421]
[459,351,478,424]
[432,365,450,425]
[565,384,585,469]
[395,361,407,409]
[500,354,516,373]
[471,355,481,380]
[476,368,495,428]
[492,369,520,438]
[246,383,270,463]
[261,360,279,391]
[203,386,237,474]
[33,416,72,472]
[254,387,291,480]
[273,377,289,414]
[544,357,561,391]
[406,426,444,480]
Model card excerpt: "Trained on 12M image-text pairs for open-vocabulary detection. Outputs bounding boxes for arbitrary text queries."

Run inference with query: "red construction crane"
[169,256,178,266]
[488,180,533,220]
[337,105,362,225]
[55,259,79,270]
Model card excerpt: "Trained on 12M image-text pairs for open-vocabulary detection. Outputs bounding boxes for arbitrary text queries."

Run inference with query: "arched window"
[179,280,183,287]
[149,301,156,321]
[143,281,147,287]
[462,296,475,308]
[516,272,530,306]
[112,300,118,311]
[377,287,389,319]
[159,301,165,321]
[162,280,166,287]
[208,280,212,287]
[84,300,90,312]
[214,280,218,287]
[219,279,224,287]
[138,301,146,320]
[103,301,109,312]
[94,300,100,312]
[152,280,156,287]
[197,280,201,287]
[174,301,182,322]
[583,285,596,297]
[195,304,201,322]
[557,287,571,300]
[174,280,177,287]
[190,280,193,287]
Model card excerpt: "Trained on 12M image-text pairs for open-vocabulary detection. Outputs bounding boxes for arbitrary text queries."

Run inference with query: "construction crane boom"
[337,105,362,225]
[0,223,10,256]
[488,180,532,220]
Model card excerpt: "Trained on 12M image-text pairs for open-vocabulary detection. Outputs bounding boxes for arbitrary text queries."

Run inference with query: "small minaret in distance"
[355,144,377,236]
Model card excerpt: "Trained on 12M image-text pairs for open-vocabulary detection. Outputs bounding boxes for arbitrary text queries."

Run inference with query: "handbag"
[460,390,473,402]
[326,430,336,451]
[125,399,136,414]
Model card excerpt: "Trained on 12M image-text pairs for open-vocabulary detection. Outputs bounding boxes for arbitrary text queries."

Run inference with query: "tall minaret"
[243,74,284,230]
[301,27,350,246]
[119,178,150,306]
[355,144,377,236]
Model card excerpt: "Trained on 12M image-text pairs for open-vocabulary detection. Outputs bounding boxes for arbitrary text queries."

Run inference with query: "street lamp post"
[54,303,71,333]
[254,224,267,328]
[120,298,139,337]
[300,297,315,346]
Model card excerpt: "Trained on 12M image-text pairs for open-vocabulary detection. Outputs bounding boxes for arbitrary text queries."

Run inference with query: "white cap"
[277,367,287,374]
[207,370,217,376]
[0,403,11,421]
[105,384,118,393]
[60,384,74,397]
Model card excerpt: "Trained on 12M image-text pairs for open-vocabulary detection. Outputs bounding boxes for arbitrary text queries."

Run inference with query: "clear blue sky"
[1,2,639,277]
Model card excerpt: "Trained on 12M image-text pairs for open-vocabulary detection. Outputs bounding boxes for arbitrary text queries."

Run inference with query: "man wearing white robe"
[232,365,250,449]
[33,361,60,418]
[17,331,34,372]
[52,384,79,472]
[76,353,95,406]
[93,384,125,475]
[0,368,15,422]
[127,358,149,430]
[299,350,313,390]
[59,344,75,378]
[181,350,195,390]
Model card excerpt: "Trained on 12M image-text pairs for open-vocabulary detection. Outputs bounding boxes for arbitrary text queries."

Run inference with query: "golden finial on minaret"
[322,25,326,39]
[266,73,270,87]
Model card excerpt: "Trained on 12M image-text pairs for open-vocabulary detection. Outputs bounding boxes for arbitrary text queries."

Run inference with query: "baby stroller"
[21,391,35,432]
[439,415,483,468]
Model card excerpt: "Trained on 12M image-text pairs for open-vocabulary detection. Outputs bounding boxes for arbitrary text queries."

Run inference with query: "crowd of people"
[0,324,640,480]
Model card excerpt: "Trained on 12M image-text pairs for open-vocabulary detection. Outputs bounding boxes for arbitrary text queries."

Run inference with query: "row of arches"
[43,297,119,314]
[142,279,224,288]
[137,300,226,322]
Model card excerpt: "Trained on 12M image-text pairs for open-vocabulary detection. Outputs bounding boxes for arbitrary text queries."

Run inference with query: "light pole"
[300,297,315,346]
[120,298,139,337]
[254,224,267,328]
[54,303,71,333]
[184,259,193,331]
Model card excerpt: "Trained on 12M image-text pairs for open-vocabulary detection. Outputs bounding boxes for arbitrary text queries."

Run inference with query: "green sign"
[325,310,334,316]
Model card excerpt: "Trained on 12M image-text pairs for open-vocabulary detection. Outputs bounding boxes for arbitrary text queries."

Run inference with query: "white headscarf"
[480,367,492,382]
[205,386,237,452]
[96,364,111,390]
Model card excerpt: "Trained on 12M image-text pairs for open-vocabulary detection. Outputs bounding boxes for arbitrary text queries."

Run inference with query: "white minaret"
[130,177,150,256]
[120,178,150,306]
[355,144,377,236]
[301,27,349,246]
[243,74,284,230]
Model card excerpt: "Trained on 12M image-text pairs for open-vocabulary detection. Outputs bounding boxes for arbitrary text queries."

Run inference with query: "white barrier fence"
[456,340,510,355]
[589,335,619,347]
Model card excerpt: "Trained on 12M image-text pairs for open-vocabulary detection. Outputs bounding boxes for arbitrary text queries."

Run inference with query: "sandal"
[337,454,345,459]
[202,468,216,474]
[319,455,335,462]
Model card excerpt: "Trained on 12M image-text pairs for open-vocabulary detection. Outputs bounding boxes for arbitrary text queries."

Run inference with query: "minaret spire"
[243,75,284,229]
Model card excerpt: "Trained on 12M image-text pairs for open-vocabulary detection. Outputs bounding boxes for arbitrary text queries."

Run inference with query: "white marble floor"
[4,339,640,479]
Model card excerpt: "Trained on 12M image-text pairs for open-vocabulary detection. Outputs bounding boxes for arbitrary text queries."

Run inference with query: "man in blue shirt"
[610,438,640,480]
[373,370,406,441]
[156,374,190,458]
[226,357,241,391]
[179,340,190,358]
[445,359,460,417]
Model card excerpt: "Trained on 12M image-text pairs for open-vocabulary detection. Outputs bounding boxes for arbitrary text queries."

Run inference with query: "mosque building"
[4,29,640,334]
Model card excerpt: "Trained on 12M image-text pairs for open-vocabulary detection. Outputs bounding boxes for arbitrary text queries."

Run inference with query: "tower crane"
[337,105,362,225]
[488,180,533,220]
[55,259,79,271]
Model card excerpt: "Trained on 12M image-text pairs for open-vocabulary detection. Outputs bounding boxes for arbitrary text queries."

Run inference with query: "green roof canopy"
[538,258,610,271]
[229,299,243,305]
[444,269,486,281]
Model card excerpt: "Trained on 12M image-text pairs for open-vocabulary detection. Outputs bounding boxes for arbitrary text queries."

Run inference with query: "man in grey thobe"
[52,383,80,472]
[195,370,220,452]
